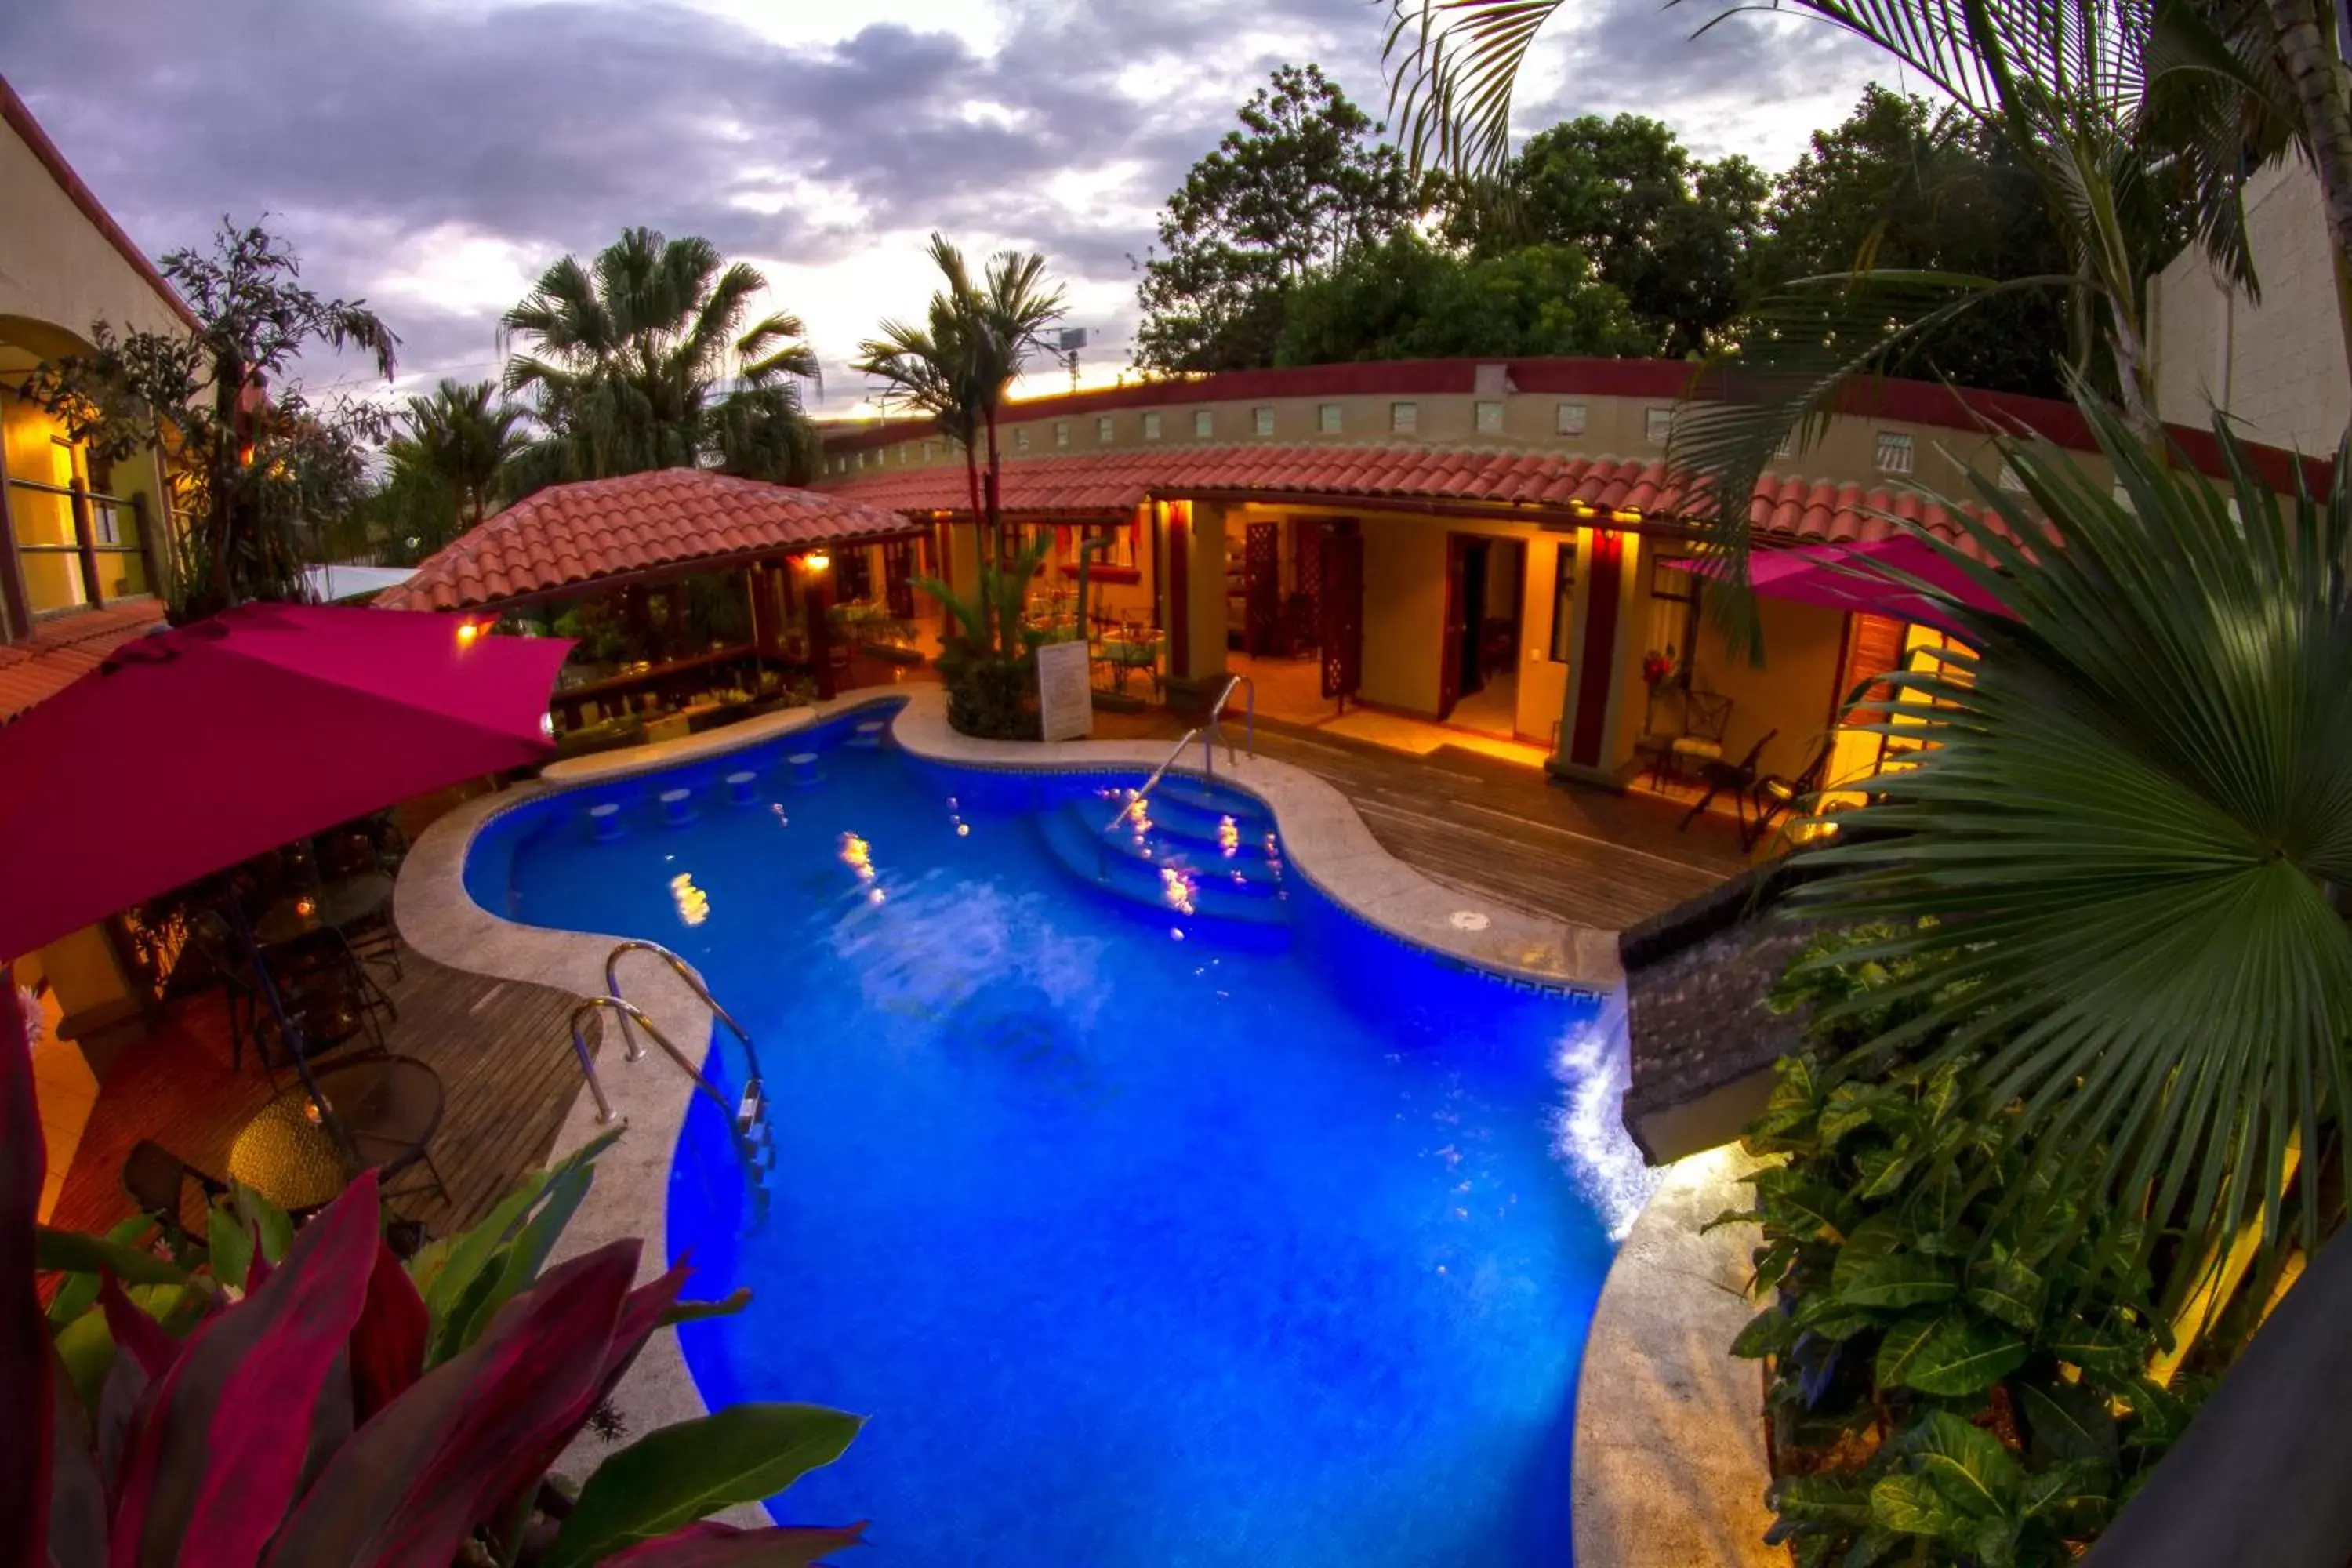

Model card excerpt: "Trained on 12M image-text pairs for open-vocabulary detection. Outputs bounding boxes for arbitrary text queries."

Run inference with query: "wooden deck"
[49,953,601,1240]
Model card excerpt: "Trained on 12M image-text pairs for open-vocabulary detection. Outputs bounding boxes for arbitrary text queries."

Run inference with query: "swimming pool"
[466,702,1639,1565]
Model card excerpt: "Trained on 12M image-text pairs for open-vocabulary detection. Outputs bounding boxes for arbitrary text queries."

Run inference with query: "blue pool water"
[469,703,1638,1566]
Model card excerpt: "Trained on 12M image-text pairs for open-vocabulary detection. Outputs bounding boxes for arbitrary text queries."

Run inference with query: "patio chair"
[1740,737,1835,851]
[1668,689,1733,778]
[337,1052,451,1207]
[122,1139,230,1248]
[1679,728,1779,833]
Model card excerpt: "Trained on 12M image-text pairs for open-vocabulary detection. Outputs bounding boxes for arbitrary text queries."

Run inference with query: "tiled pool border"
[394,686,1731,1542]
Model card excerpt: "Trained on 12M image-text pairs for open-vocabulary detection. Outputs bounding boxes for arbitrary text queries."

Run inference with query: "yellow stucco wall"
[1358,514,1446,714]
[0,114,188,350]
[1682,597,1847,783]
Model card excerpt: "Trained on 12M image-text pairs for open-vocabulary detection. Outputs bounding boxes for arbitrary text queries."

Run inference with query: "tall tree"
[1273,232,1650,364]
[1446,114,1769,358]
[854,234,1066,652]
[1748,86,2073,397]
[19,219,397,620]
[500,227,819,494]
[1134,64,1417,372]
[399,379,525,531]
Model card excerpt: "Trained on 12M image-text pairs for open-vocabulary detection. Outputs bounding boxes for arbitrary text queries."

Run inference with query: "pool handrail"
[1099,673,1257,839]
[564,992,771,1221]
[604,938,766,1091]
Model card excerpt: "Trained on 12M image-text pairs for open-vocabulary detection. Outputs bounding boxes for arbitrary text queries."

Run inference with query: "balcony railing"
[0,470,155,633]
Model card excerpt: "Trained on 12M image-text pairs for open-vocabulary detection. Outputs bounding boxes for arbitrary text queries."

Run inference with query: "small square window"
[1390,401,1418,434]
[855,450,866,470]
[1318,403,1343,434]
[1475,401,1504,435]
[1054,420,1070,448]
[1555,401,1587,437]
[1096,416,1115,443]
[1644,408,1674,446]
[1015,426,1031,451]
[1193,409,1214,438]
[1252,405,1275,437]
[922,440,937,462]
[1875,431,1915,474]
[1143,411,1163,441]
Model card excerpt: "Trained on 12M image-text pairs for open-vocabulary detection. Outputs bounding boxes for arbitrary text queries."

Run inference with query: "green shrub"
[1726,928,2209,1567]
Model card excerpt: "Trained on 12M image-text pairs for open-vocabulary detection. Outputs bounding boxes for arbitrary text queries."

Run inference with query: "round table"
[254,872,394,949]
[227,1054,444,1213]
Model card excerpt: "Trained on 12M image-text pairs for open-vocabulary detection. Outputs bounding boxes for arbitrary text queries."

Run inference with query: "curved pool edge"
[394,684,1642,1526]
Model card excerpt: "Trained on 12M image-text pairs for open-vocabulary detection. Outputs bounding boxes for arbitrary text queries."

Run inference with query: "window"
[1475,401,1504,435]
[1054,420,1070,448]
[923,440,937,462]
[855,450,866,470]
[1644,408,1674,446]
[1555,401,1587,437]
[1318,403,1343,434]
[1390,401,1418,434]
[1548,547,1578,662]
[1143,411,1163,441]
[1015,426,1031,451]
[1252,405,1275,437]
[900,444,914,465]
[1096,415,1115,443]
[1875,430,1915,474]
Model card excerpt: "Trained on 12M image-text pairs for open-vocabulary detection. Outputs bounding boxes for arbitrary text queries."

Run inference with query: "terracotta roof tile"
[825,442,1995,556]
[0,600,168,722]
[376,469,920,614]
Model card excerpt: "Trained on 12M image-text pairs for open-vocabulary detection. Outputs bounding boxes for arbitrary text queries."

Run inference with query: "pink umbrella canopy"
[0,602,571,960]
[1675,535,2011,629]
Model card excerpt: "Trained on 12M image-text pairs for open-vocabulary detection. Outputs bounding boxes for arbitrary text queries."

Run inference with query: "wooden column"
[0,474,31,638]
[802,560,837,699]
[1548,524,1649,787]
[69,477,101,606]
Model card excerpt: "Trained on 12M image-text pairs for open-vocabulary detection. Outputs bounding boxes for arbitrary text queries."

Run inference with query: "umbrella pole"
[220,877,354,1166]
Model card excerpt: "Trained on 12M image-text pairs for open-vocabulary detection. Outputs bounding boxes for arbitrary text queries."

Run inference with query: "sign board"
[1036,639,1094,742]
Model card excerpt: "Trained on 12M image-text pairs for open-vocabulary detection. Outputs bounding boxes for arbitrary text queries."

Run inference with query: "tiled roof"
[826,444,1994,557]
[375,469,924,613]
[0,600,168,723]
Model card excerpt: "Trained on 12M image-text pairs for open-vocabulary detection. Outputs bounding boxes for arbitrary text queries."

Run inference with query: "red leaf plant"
[5,981,868,1566]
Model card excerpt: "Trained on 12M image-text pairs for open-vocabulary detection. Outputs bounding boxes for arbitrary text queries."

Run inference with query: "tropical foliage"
[1134,64,1416,372]
[10,1015,867,1568]
[1788,397,2352,1287]
[855,235,1066,738]
[1273,231,1650,363]
[1728,932,2213,1566]
[501,227,822,496]
[397,378,528,529]
[18,219,397,620]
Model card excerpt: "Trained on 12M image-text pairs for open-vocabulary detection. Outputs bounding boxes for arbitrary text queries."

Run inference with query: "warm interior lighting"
[294,895,318,920]
[805,550,833,572]
[455,620,482,647]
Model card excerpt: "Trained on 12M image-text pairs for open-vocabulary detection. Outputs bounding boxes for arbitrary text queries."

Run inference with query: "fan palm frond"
[1791,394,2352,1294]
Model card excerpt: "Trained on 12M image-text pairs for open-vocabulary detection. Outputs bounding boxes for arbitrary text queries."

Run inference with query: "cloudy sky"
[2,0,1889,415]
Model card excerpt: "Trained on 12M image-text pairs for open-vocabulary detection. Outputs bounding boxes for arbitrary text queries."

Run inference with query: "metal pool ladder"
[562,939,775,1218]
[1099,672,1255,841]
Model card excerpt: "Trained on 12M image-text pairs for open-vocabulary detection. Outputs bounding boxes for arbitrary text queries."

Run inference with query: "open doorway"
[1441,533,1526,731]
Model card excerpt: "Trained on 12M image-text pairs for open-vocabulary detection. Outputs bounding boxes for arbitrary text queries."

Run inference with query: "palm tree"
[500,227,819,493]
[853,234,1067,653]
[400,379,526,528]
[1791,397,2352,1291]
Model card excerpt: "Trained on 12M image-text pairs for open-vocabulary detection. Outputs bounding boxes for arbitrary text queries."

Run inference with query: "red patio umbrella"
[0,601,570,961]
[1675,535,2011,630]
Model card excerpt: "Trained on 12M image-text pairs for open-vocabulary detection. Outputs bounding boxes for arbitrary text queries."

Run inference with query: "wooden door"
[1244,521,1280,656]
[883,538,916,619]
[1319,521,1363,703]
[1439,533,1472,720]
[1294,517,1325,648]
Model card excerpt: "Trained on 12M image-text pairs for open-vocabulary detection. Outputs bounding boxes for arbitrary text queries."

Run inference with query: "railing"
[1094,674,1259,877]
[0,473,154,622]
[604,939,766,1090]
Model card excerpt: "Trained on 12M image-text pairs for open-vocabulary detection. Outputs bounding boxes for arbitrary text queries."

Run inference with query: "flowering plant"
[1641,649,1676,689]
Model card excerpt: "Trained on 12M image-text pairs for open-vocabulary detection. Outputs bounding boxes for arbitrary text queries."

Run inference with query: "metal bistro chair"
[337,1053,452,1207]
[1741,737,1835,851]
[1679,728,1780,833]
[122,1139,230,1250]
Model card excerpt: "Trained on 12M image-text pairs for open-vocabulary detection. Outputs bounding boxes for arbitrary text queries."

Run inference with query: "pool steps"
[1034,775,1290,929]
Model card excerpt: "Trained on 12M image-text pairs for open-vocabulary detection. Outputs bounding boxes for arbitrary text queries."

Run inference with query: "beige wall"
[1682,597,1846,783]
[2153,161,2350,459]
[0,115,188,350]
[1516,533,1569,745]
[826,378,2069,512]
[1357,513,1447,714]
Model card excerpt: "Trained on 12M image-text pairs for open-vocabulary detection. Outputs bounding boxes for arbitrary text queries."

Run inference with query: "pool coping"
[392,687,1697,1531]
